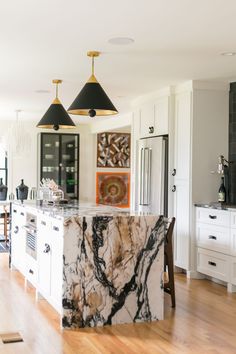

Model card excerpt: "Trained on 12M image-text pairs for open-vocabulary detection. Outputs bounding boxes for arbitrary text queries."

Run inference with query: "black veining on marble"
[62,215,164,328]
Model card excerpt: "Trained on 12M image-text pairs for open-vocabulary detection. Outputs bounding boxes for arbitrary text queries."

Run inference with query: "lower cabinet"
[37,215,63,314]
[196,207,236,292]
[11,205,26,275]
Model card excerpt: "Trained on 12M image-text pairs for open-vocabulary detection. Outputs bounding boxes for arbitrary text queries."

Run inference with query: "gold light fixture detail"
[67,51,118,117]
[36,79,76,130]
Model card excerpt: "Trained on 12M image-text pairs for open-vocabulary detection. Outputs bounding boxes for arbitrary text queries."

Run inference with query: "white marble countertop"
[12,200,158,219]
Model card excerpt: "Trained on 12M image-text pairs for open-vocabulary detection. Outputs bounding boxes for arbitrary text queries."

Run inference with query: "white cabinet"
[38,215,51,298]
[11,205,26,275]
[50,219,63,312]
[195,207,236,292]
[138,95,169,138]
[37,216,63,314]
[173,82,228,272]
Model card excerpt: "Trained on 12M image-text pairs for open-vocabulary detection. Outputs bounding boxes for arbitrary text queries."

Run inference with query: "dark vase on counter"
[16,179,28,200]
[0,178,8,201]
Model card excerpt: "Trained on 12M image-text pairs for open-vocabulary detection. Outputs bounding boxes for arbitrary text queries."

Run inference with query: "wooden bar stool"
[0,206,9,245]
[164,217,176,308]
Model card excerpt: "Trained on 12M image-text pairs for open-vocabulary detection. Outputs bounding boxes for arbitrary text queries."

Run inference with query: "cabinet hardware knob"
[29,269,34,274]
[208,261,216,267]
[172,169,176,176]
[30,218,35,223]
[20,212,24,216]
[53,226,59,232]
[43,243,50,253]
[208,235,217,240]
[149,126,154,134]
[41,221,46,226]
[172,185,176,192]
[13,209,17,213]
[14,226,19,234]
[209,215,217,219]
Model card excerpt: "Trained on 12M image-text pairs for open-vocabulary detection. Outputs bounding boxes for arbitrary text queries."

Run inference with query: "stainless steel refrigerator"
[136,136,168,215]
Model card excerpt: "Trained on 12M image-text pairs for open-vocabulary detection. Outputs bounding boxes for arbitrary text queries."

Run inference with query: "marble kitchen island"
[11,201,165,329]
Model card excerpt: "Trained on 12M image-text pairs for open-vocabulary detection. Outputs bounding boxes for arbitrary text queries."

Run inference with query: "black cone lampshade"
[37,80,76,130]
[67,51,118,117]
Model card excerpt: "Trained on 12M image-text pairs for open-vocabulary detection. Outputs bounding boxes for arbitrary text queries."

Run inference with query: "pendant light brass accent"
[36,79,76,130]
[67,51,118,117]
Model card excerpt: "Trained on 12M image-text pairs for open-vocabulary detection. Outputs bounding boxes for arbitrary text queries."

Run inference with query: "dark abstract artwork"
[97,132,130,168]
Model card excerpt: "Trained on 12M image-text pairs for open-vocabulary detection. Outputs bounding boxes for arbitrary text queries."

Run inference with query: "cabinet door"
[154,96,169,135]
[60,134,79,199]
[173,179,190,269]
[37,216,51,298]
[11,206,26,274]
[50,220,63,312]
[40,133,60,185]
[139,103,155,138]
[174,92,191,179]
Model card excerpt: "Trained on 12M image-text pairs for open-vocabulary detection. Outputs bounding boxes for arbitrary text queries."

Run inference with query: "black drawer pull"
[14,226,19,234]
[13,209,17,213]
[41,221,46,226]
[30,218,35,223]
[53,226,59,232]
[29,269,34,274]
[20,212,24,216]
[208,235,217,240]
[208,261,216,267]
[149,126,154,134]
[209,215,217,219]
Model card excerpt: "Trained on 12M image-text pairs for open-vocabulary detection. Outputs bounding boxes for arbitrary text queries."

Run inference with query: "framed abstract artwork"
[97,132,130,168]
[96,172,130,208]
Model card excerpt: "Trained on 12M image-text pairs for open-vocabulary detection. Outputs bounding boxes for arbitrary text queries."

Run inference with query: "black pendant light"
[67,51,118,117]
[37,79,76,131]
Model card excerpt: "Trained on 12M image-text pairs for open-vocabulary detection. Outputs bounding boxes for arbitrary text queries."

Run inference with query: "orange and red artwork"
[96,172,130,208]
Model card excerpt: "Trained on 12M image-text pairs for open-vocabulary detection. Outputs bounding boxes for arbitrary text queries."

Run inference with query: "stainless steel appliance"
[24,212,37,260]
[137,136,168,215]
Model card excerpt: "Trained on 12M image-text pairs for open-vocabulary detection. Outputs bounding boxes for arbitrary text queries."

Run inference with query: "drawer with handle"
[196,207,230,227]
[25,255,38,287]
[197,247,230,282]
[196,223,230,253]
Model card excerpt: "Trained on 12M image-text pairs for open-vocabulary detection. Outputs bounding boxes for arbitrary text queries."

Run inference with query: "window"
[0,147,7,185]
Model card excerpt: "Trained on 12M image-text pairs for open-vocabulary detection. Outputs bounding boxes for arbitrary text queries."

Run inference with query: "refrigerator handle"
[140,147,144,205]
[147,148,152,205]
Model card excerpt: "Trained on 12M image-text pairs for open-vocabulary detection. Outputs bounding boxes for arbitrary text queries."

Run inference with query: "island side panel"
[62,215,164,328]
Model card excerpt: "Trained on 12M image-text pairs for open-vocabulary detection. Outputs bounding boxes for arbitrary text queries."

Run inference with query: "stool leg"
[168,247,175,308]
[4,212,7,245]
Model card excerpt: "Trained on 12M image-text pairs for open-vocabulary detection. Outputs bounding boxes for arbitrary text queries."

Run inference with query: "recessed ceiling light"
[221,52,236,56]
[35,89,50,94]
[108,37,134,45]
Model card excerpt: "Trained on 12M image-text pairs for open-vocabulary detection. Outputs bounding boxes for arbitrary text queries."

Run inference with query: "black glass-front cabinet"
[39,133,79,200]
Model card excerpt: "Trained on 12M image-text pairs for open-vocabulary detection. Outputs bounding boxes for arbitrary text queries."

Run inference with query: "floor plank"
[1,254,236,353]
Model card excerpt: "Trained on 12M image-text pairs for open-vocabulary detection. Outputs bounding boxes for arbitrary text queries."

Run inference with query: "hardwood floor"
[0,253,236,354]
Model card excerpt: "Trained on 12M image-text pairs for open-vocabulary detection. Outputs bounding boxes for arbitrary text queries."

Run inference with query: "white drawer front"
[230,212,236,228]
[230,257,236,285]
[25,255,38,287]
[196,207,230,227]
[197,247,230,282]
[230,229,236,256]
[196,223,230,254]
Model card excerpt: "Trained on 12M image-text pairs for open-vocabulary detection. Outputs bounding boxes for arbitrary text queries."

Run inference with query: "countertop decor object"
[97,132,130,168]
[36,79,76,131]
[96,172,130,208]
[16,179,28,201]
[0,178,7,201]
[67,51,118,117]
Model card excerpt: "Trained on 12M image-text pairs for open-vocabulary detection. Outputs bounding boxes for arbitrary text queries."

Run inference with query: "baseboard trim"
[186,270,205,279]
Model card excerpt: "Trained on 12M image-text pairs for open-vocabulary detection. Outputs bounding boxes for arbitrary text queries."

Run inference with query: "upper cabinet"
[38,133,80,200]
[138,94,169,139]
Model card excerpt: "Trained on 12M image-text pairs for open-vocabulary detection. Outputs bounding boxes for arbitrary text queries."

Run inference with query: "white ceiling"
[1,0,236,123]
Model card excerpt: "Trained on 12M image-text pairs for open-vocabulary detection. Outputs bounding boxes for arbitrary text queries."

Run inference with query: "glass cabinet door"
[40,133,79,200]
[41,134,60,185]
[60,135,79,199]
